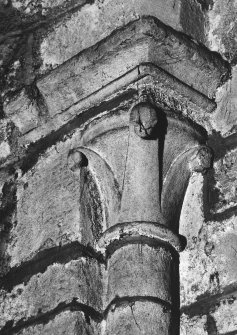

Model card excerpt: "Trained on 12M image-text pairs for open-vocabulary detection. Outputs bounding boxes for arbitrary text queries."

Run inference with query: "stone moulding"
[97,221,185,254]
[16,16,228,146]
[36,16,227,112]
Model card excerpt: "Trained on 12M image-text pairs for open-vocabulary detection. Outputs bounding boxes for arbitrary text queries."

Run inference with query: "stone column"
[95,101,212,335]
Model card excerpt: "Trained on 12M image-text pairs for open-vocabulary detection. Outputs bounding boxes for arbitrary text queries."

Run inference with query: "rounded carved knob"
[189,146,213,173]
[68,150,88,172]
[130,102,158,139]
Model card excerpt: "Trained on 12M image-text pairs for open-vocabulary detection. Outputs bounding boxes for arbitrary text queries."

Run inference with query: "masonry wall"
[0,0,237,334]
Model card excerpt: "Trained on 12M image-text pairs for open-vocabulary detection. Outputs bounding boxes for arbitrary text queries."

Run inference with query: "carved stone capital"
[50,19,223,333]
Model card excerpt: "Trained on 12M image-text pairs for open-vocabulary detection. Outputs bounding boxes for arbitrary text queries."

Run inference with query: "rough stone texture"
[180,172,237,307]
[180,173,205,251]
[16,310,100,335]
[180,0,205,44]
[212,148,237,212]
[0,120,12,162]
[180,314,207,335]
[207,0,237,62]
[210,65,237,136]
[181,296,237,334]
[0,36,21,69]
[4,88,39,135]
[0,258,103,328]
[211,296,237,333]
[12,0,72,16]
[4,133,104,268]
[39,0,207,72]
[1,0,88,32]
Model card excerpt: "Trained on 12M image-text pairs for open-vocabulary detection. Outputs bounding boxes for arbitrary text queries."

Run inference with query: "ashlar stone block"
[0,259,103,329]
[5,134,104,268]
[180,172,237,307]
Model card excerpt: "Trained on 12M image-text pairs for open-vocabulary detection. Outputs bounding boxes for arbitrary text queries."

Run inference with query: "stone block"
[16,310,100,335]
[105,244,176,306]
[180,192,237,307]
[5,135,103,267]
[0,259,103,328]
[180,172,237,307]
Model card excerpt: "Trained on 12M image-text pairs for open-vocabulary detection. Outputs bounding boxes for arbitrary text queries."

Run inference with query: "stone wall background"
[0,0,237,334]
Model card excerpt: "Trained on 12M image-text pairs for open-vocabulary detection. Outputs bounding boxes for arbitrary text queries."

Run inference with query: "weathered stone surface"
[210,295,237,334]
[1,58,24,98]
[105,244,175,306]
[207,0,237,62]
[4,89,39,134]
[181,227,237,306]
[180,0,205,44]
[12,0,69,15]
[0,120,11,162]
[0,119,23,167]
[211,65,237,136]
[5,134,103,267]
[0,36,20,69]
[180,314,207,335]
[0,259,103,328]
[180,173,204,249]
[0,1,22,35]
[7,0,89,26]
[37,18,227,119]
[16,310,100,335]
[40,0,208,73]
[180,173,237,307]
[181,295,237,335]
[212,148,237,212]
[105,301,172,335]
